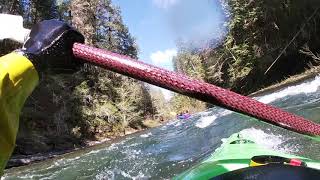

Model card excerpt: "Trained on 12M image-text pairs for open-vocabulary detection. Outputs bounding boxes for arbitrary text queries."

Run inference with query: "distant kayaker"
[0,20,84,175]
[176,111,191,120]
[184,110,191,118]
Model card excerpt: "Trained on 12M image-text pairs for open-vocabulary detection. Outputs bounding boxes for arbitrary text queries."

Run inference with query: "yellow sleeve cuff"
[0,52,39,173]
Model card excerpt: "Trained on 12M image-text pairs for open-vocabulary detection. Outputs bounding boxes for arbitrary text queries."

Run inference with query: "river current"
[3,76,320,179]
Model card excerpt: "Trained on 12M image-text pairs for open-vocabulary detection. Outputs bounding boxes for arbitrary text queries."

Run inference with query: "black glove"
[21,20,85,73]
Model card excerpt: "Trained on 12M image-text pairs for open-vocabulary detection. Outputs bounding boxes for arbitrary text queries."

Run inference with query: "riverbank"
[6,119,168,169]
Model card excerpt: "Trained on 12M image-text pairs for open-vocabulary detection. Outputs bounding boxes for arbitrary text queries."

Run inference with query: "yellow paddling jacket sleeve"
[0,53,39,175]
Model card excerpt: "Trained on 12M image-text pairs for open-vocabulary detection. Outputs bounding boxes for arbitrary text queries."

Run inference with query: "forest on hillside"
[1,0,320,158]
[0,0,167,156]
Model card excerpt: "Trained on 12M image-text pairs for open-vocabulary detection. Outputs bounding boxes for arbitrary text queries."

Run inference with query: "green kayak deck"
[175,132,320,179]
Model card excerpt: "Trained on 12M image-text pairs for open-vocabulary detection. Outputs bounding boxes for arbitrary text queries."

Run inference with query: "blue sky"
[113,0,226,99]
[113,0,226,68]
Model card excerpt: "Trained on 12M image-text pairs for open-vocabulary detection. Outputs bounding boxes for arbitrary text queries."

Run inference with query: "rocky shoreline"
[7,150,72,169]
[6,121,163,169]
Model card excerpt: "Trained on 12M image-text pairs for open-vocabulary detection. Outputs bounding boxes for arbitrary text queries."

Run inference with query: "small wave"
[238,128,298,153]
[218,110,232,117]
[239,128,283,149]
[197,111,212,116]
[96,168,149,180]
[86,149,103,155]
[166,120,179,126]
[195,109,232,129]
[195,115,217,128]
[174,121,183,127]
[96,169,114,180]
[140,132,152,138]
[52,156,81,167]
[161,119,182,128]
[257,76,320,104]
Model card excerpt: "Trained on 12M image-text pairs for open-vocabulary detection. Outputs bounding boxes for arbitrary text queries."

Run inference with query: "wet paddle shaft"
[72,43,320,137]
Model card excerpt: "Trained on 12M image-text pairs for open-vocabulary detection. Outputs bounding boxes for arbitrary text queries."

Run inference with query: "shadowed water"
[3,77,320,180]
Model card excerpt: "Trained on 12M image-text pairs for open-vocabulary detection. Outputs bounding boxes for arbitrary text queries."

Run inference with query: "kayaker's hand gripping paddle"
[1,14,319,138]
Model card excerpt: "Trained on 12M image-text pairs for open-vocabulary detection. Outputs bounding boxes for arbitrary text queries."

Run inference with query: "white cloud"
[149,49,176,100]
[152,0,180,9]
[150,49,177,70]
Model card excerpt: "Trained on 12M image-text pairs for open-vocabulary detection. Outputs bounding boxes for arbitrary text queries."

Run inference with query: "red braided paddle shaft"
[72,43,320,136]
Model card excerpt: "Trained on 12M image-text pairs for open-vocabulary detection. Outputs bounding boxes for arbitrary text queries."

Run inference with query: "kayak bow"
[175,132,320,179]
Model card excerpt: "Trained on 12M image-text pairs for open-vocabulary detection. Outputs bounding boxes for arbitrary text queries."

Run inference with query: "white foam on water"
[52,156,81,167]
[125,142,143,148]
[96,168,149,180]
[160,125,168,130]
[131,172,150,180]
[197,111,212,116]
[6,168,61,180]
[257,76,320,104]
[166,119,179,126]
[96,169,114,180]
[120,148,142,161]
[195,109,232,129]
[218,110,232,116]
[140,132,152,138]
[86,149,103,155]
[174,121,183,127]
[195,115,217,128]
[239,128,283,149]
[238,128,299,153]
[118,169,133,179]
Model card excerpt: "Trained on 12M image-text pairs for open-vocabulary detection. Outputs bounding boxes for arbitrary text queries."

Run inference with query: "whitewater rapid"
[257,76,320,104]
[193,75,320,129]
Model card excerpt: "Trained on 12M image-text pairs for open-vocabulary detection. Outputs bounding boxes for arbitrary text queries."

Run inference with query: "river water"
[3,77,320,179]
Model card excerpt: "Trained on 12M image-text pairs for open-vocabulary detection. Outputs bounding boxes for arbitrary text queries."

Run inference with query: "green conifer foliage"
[0,0,157,155]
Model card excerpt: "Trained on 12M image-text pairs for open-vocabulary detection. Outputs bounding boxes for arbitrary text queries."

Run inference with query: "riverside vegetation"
[172,0,320,112]
[1,0,320,166]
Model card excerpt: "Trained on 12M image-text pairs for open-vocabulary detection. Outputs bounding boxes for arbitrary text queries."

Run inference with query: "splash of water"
[195,110,232,128]
[140,132,152,138]
[257,76,320,104]
[195,115,217,128]
[238,128,299,154]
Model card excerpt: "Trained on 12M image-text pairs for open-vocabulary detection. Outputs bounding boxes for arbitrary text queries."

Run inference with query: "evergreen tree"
[68,0,155,137]
[70,0,97,45]
[30,0,58,23]
[0,0,23,15]
[0,0,157,155]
